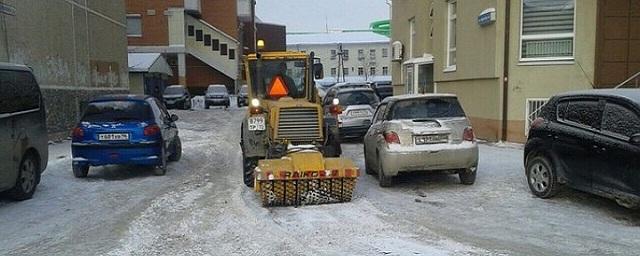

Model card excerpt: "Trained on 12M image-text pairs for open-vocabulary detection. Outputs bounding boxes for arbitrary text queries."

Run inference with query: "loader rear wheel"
[243,156,258,187]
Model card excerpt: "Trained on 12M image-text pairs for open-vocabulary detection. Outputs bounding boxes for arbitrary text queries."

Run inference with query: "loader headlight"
[251,98,260,108]
[332,98,340,106]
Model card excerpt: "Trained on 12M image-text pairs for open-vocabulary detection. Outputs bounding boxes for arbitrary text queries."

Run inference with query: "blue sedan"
[71,95,182,177]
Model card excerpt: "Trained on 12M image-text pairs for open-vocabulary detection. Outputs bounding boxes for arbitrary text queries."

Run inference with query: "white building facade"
[287,32,391,82]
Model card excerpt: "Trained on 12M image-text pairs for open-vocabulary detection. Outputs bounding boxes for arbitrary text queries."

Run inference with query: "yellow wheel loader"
[240,51,359,207]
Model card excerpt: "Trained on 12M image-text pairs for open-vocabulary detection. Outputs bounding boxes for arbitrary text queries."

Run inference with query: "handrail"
[615,71,640,89]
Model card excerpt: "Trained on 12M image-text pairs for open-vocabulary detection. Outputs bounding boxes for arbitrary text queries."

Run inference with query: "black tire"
[525,155,559,198]
[243,156,258,187]
[73,165,89,178]
[458,168,476,185]
[237,100,242,108]
[364,146,375,175]
[8,153,40,200]
[154,145,167,176]
[377,156,392,187]
[205,104,210,109]
[168,136,182,162]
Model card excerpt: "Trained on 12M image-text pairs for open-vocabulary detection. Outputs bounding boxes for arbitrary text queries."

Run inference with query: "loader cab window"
[249,59,307,99]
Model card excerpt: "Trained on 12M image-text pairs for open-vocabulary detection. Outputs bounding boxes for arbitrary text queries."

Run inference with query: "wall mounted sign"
[0,3,15,16]
[478,8,496,26]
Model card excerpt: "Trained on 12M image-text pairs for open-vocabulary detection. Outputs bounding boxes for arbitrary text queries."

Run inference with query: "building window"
[126,15,142,37]
[382,66,389,76]
[358,49,365,60]
[220,43,228,55]
[331,50,337,60]
[370,49,376,59]
[229,49,235,60]
[187,25,195,37]
[196,30,203,41]
[382,48,388,58]
[204,35,211,46]
[409,17,415,59]
[446,1,457,69]
[358,67,364,76]
[343,50,349,61]
[331,68,337,77]
[370,67,376,76]
[343,67,349,76]
[212,39,220,51]
[520,0,575,61]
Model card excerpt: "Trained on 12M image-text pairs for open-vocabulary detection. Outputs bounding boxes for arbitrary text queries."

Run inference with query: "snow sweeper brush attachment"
[253,150,359,207]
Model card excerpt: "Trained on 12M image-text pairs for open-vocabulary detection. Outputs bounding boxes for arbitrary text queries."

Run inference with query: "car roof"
[381,93,458,104]
[335,87,376,94]
[0,62,32,72]
[92,94,152,102]
[556,89,640,103]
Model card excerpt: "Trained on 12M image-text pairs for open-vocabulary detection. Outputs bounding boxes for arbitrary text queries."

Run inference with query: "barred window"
[521,0,575,61]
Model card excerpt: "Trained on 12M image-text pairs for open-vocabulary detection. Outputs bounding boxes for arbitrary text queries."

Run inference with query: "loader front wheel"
[243,156,258,187]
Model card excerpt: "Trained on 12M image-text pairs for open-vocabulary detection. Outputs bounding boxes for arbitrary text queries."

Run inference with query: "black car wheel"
[168,136,182,162]
[458,168,477,185]
[243,156,258,187]
[364,146,375,175]
[526,156,559,198]
[8,153,40,200]
[73,165,89,178]
[205,104,210,109]
[377,156,392,187]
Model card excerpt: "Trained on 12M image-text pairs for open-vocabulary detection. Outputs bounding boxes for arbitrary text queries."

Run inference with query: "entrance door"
[595,0,640,87]
[417,63,434,94]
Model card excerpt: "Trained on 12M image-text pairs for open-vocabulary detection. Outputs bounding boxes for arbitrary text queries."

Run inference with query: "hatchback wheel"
[459,168,476,185]
[168,136,182,162]
[526,156,559,198]
[8,153,40,200]
[73,165,89,178]
[377,157,392,187]
[154,146,167,176]
[363,147,374,175]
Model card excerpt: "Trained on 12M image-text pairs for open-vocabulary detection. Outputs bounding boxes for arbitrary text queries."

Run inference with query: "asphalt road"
[1,105,639,256]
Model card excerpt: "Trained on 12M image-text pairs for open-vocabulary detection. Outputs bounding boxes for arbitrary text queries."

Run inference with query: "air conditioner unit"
[392,41,403,61]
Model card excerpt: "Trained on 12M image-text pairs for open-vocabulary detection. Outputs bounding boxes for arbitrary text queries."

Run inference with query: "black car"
[237,85,249,107]
[371,80,393,99]
[163,85,191,110]
[525,89,640,208]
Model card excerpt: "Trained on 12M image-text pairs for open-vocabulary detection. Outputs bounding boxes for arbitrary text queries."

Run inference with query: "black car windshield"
[208,86,227,94]
[82,101,152,122]
[164,86,185,95]
[249,59,307,99]
[390,97,465,120]
[337,90,379,106]
[239,86,248,94]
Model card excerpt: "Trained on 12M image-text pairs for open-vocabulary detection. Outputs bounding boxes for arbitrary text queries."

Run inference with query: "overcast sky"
[255,0,390,33]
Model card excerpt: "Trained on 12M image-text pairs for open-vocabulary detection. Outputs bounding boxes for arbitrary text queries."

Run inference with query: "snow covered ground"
[1,105,639,256]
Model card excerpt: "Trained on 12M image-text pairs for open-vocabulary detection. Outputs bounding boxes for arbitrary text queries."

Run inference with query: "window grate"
[525,98,549,136]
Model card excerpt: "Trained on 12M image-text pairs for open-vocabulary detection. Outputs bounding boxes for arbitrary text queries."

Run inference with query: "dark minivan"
[0,63,48,200]
[525,89,640,208]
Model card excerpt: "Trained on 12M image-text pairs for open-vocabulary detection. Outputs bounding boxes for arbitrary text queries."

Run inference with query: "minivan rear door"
[0,70,17,189]
[593,100,640,196]
[551,98,602,191]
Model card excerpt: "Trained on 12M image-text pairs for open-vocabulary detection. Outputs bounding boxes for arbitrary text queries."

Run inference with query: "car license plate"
[414,134,448,145]
[248,116,266,131]
[98,133,130,141]
[349,110,369,117]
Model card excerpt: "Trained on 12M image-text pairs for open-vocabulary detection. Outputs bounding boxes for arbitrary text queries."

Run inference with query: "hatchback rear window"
[164,86,185,95]
[390,97,465,120]
[81,101,152,122]
[337,91,379,106]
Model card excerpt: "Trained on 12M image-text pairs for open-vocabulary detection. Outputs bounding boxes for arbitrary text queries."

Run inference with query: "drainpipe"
[501,0,511,142]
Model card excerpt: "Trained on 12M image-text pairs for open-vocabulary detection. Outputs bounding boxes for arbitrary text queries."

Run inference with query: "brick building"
[126,0,240,95]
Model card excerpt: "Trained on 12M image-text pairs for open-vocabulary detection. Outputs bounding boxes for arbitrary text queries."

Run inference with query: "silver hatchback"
[363,94,478,187]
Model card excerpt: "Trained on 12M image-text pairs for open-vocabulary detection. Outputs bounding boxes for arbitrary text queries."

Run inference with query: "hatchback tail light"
[72,127,84,141]
[144,124,161,137]
[384,131,401,144]
[463,127,475,142]
[530,117,545,129]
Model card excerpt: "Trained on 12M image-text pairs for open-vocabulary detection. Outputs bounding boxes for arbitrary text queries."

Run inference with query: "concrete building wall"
[129,73,145,94]
[0,0,128,136]
[288,42,391,80]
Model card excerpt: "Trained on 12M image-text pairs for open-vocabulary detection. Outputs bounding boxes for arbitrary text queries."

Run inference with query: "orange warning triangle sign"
[267,75,289,98]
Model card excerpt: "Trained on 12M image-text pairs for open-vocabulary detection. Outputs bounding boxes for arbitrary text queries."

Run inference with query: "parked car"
[525,89,640,209]
[363,94,478,187]
[237,85,249,107]
[205,84,230,109]
[371,80,393,99]
[163,85,191,110]
[324,82,372,97]
[0,63,48,200]
[323,87,380,139]
[71,95,182,177]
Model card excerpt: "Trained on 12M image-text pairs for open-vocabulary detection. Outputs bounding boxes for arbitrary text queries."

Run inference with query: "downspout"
[501,0,511,142]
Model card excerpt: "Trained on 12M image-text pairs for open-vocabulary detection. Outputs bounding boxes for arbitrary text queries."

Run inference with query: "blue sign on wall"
[478,8,496,26]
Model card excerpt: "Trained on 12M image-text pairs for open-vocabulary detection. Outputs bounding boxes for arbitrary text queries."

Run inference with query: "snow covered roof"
[128,53,173,76]
[287,32,389,46]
